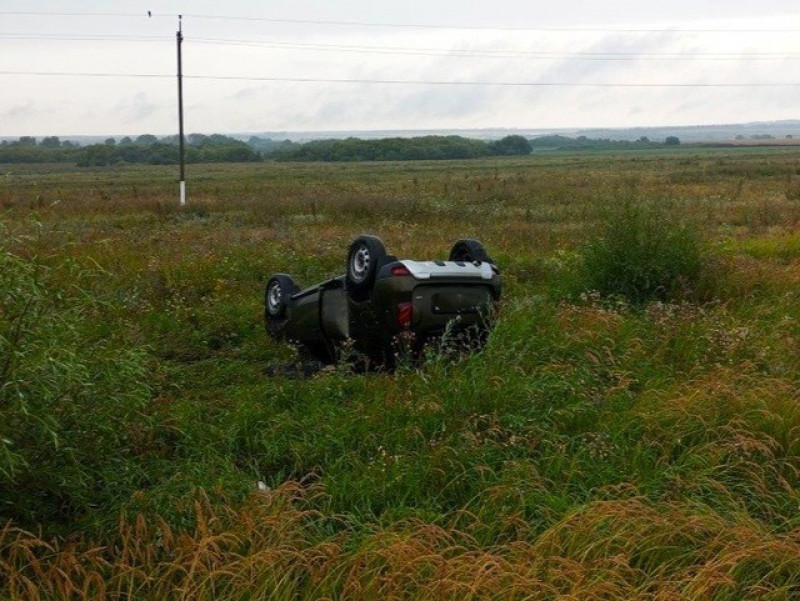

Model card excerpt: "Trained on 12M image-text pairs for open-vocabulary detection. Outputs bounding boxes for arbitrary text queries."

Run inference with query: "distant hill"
[240,120,800,144]
[571,121,800,143]
[3,120,800,147]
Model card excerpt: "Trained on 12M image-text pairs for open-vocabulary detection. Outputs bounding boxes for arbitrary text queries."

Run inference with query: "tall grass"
[1,228,152,527]
[2,483,799,600]
[2,151,800,599]
[577,199,706,304]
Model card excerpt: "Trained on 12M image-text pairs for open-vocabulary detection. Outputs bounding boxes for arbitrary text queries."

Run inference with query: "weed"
[0,232,152,528]
[577,199,706,304]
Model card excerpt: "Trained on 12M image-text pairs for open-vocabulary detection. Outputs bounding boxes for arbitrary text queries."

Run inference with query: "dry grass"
[2,483,799,600]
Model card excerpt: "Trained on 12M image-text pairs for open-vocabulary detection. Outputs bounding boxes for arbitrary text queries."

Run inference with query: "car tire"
[448,239,493,264]
[265,274,298,320]
[346,235,386,301]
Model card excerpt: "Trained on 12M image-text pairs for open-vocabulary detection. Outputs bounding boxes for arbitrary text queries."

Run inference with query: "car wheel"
[346,235,386,301]
[448,239,493,264]
[265,274,298,320]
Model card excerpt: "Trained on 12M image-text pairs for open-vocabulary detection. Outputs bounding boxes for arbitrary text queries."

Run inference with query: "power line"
[0,11,169,18]
[171,14,800,33]
[1,10,799,33]
[190,37,800,61]
[3,31,799,61]
[189,76,800,87]
[0,70,171,79]
[192,37,800,57]
[2,70,800,87]
[0,33,171,41]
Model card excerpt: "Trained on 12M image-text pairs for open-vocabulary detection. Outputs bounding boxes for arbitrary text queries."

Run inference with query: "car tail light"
[391,265,411,276]
[396,302,412,329]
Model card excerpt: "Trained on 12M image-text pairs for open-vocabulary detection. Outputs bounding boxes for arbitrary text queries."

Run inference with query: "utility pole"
[176,14,186,206]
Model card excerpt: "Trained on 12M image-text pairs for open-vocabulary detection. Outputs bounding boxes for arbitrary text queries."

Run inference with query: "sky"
[2,1,800,136]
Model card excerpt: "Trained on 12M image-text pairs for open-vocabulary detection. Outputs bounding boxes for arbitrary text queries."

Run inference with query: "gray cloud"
[231,86,263,100]
[113,93,160,124]
[4,100,40,120]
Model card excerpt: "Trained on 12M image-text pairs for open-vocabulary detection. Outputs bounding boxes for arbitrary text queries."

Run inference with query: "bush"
[0,238,152,528]
[488,135,533,156]
[578,200,705,304]
[274,135,491,162]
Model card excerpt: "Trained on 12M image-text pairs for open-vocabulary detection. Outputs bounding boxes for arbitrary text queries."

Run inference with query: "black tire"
[346,235,386,301]
[265,274,298,320]
[448,239,493,264]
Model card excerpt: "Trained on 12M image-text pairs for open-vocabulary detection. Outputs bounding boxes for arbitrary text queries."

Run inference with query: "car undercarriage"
[265,235,502,368]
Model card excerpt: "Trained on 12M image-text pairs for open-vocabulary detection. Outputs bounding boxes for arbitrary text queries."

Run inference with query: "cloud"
[231,86,264,100]
[6,5,800,134]
[113,93,160,124]
[4,100,40,120]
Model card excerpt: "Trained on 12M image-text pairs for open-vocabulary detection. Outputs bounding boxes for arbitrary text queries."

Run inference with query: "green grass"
[573,198,706,303]
[1,149,800,599]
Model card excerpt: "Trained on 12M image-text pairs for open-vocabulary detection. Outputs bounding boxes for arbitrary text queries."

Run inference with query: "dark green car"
[265,235,502,367]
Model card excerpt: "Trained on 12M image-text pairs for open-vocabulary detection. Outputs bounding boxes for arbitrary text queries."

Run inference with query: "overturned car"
[265,235,501,367]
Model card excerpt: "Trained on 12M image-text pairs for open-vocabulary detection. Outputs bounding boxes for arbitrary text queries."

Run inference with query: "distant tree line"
[0,134,260,165]
[272,136,488,161]
[0,136,80,164]
[0,132,693,166]
[265,135,534,162]
[0,134,536,165]
[529,135,680,151]
[734,134,795,141]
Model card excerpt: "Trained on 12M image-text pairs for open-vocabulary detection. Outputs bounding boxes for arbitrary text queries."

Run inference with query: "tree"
[665,136,681,146]
[104,138,116,146]
[135,134,158,146]
[40,136,61,148]
[77,144,118,167]
[487,135,533,156]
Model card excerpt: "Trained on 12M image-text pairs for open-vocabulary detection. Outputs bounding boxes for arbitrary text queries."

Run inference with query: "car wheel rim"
[267,283,282,313]
[351,245,370,282]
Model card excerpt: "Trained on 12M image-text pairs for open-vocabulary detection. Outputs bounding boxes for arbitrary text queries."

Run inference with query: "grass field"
[2,148,800,599]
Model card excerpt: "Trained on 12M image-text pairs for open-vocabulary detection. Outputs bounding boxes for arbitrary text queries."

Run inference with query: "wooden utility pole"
[176,14,186,206]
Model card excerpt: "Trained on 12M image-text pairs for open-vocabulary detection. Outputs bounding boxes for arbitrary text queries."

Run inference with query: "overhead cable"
[1,11,799,33]
[2,70,799,87]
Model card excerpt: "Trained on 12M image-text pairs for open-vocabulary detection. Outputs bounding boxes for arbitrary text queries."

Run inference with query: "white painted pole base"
[179,180,186,206]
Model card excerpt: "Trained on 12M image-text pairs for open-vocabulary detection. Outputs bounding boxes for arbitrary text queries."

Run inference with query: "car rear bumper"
[371,269,500,338]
